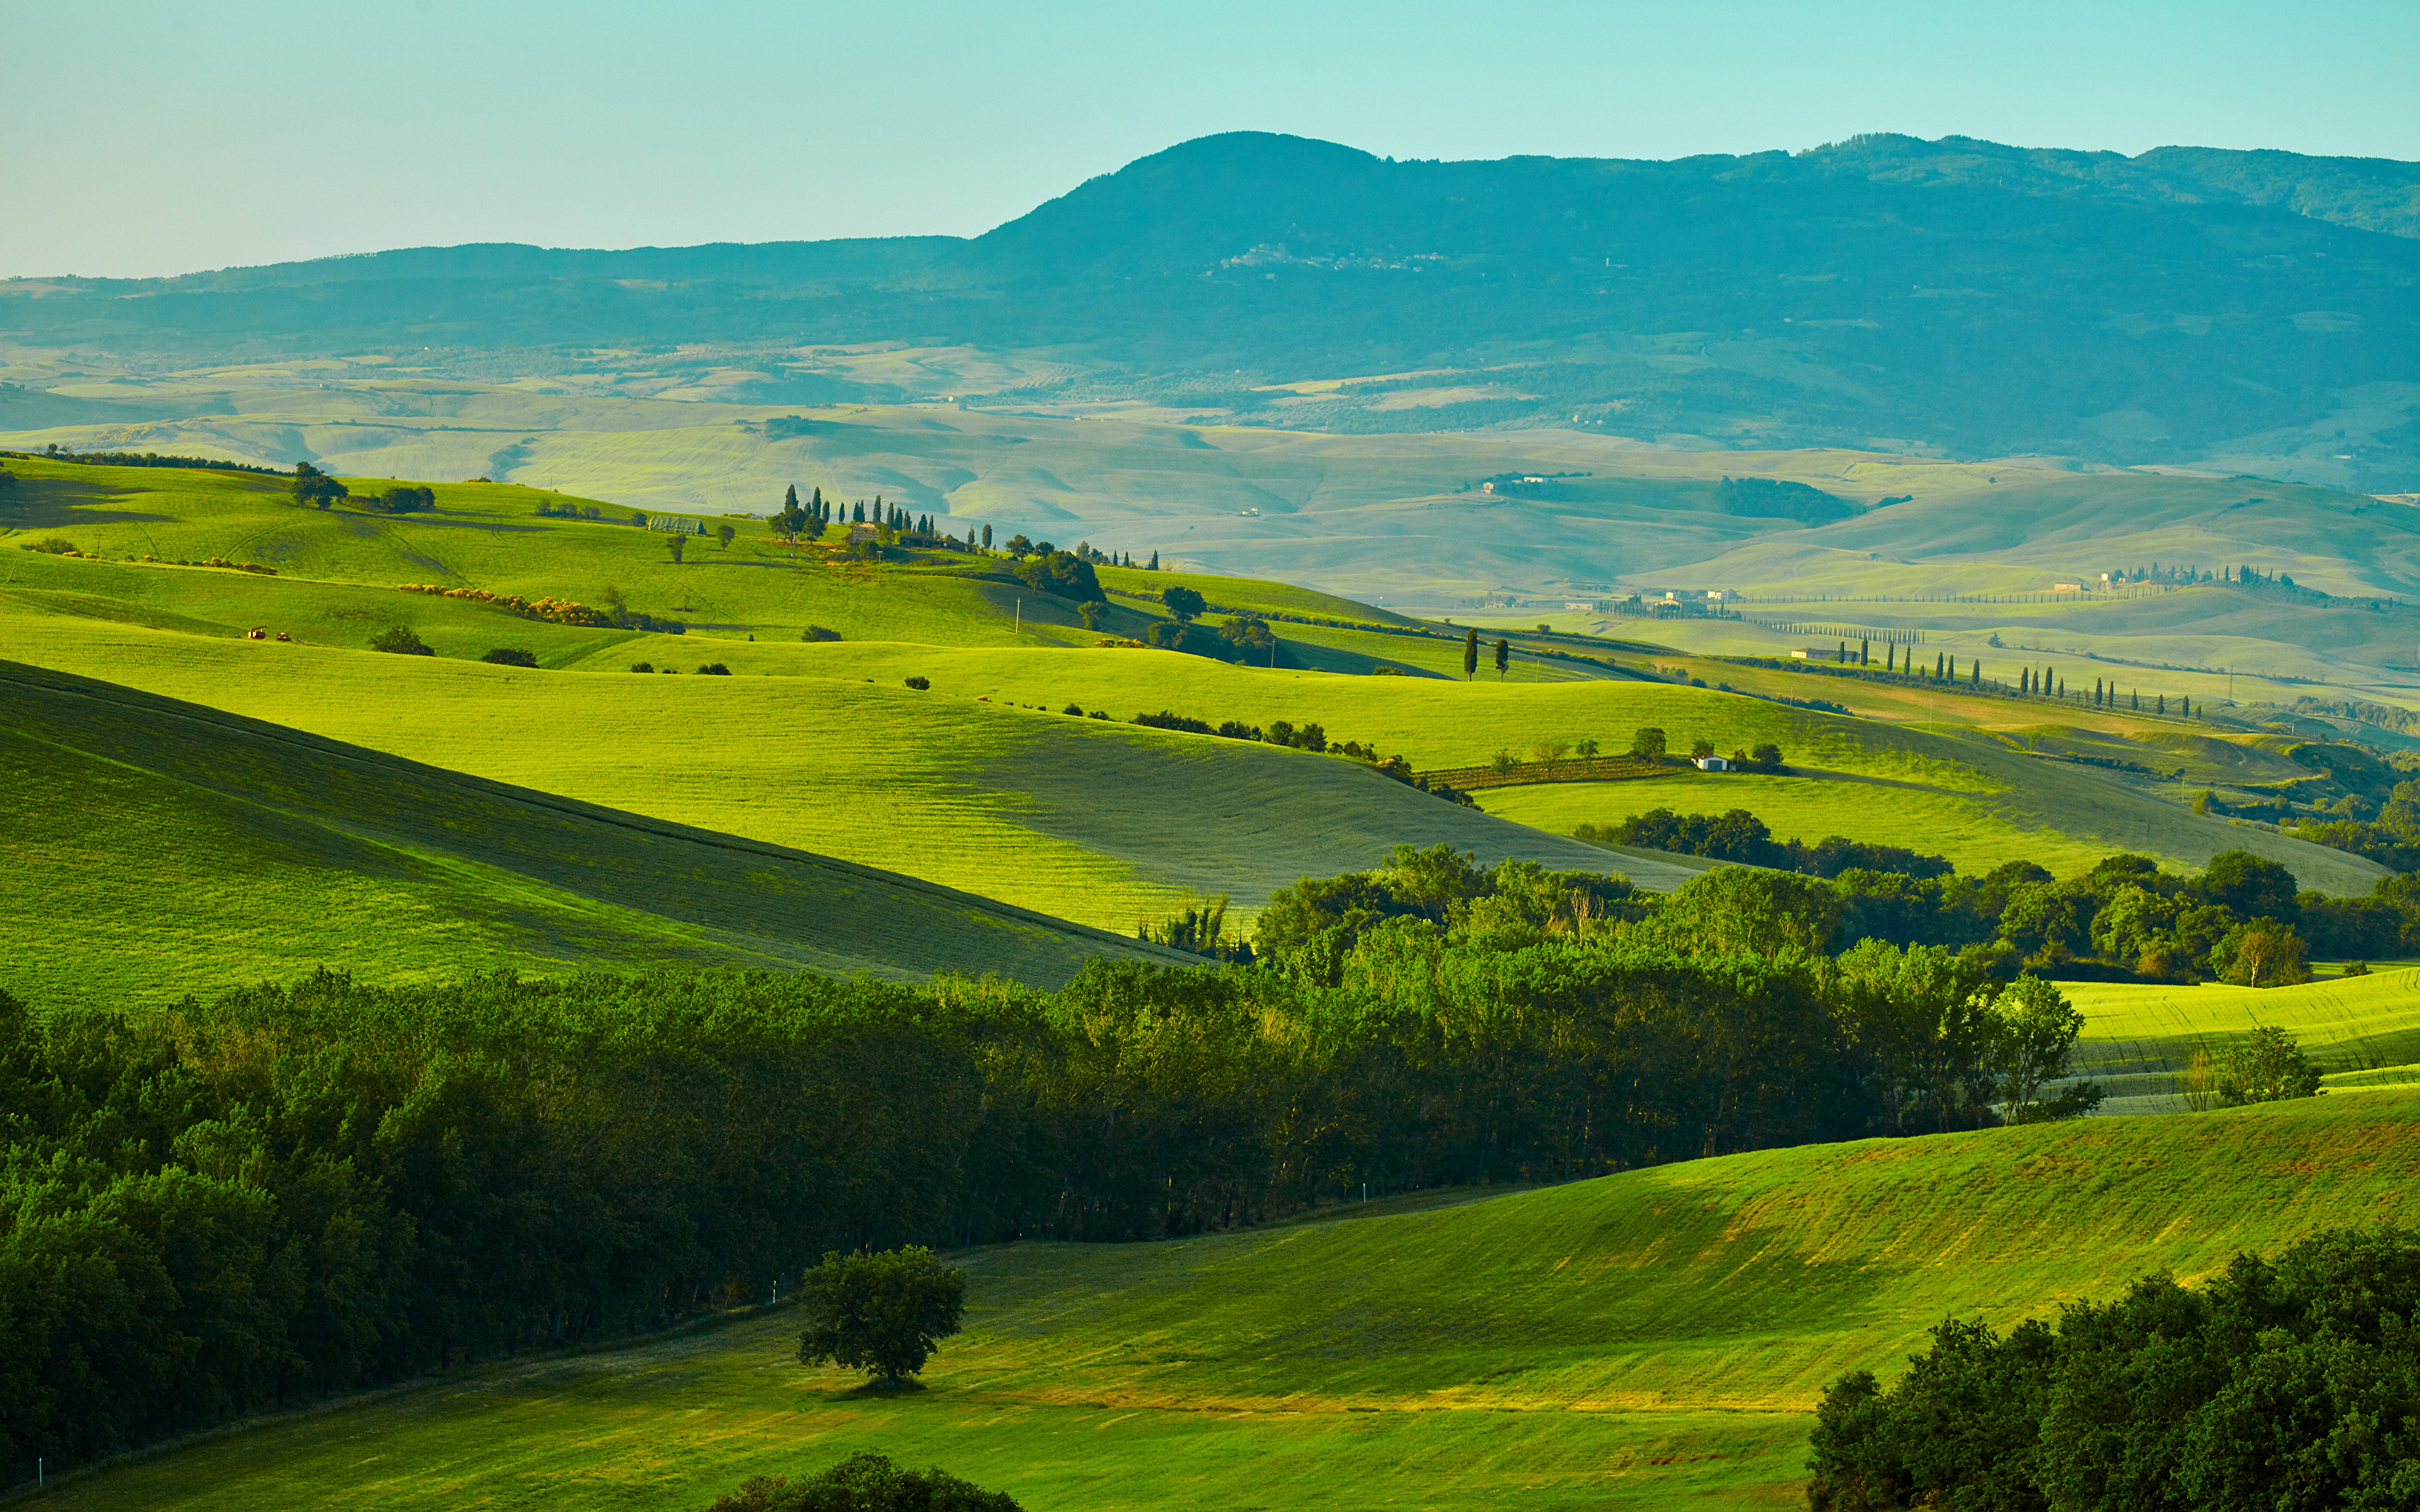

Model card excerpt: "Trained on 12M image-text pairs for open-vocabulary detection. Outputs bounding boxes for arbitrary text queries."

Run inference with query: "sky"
[8,0,2419,278]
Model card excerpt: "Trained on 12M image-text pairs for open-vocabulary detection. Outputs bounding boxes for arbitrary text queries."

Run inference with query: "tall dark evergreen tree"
[1463,628,1479,680]
[1494,638,1509,681]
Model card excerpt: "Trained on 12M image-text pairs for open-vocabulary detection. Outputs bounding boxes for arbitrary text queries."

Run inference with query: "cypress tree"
[2131,690,2140,711]
[1886,643,1895,673]
[1935,652,1945,679]
[1971,660,1980,687]
[1463,627,1480,681]
[2158,694,2167,714]
[1837,641,1846,663]
[1148,550,1158,570]
[1860,639,1870,666]
[1494,638,1509,681]
[784,483,799,512]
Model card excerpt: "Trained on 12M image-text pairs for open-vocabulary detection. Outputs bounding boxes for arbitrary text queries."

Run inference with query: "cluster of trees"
[289,461,347,508]
[1714,475,1857,524]
[1586,809,1952,879]
[770,485,829,539]
[1143,615,1277,663]
[1620,726,1786,770]
[371,484,435,514]
[2288,775,2420,871]
[1136,895,1252,962]
[1068,540,1143,568]
[1809,1228,2420,1510]
[1127,711,1469,803]
[534,499,605,520]
[1011,550,1105,604]
[1559,837,2334,990]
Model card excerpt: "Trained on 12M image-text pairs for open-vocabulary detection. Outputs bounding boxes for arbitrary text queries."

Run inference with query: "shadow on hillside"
[0,479,175,529]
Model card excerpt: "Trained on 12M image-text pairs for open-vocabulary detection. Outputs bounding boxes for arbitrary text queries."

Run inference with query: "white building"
[1694,755,1731,771]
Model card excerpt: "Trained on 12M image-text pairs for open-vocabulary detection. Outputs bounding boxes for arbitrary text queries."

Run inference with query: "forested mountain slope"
[6,133,2414,483]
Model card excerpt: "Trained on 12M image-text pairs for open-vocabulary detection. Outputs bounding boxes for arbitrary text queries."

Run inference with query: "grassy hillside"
[0,455,2393,902]
[0,620,1715,937]
[0,660,1204,1005]
[2065,969,2420,1114]
[43,1087,2420,1512]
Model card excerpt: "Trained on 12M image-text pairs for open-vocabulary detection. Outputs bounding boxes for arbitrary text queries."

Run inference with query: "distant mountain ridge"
[5,132,2416,482]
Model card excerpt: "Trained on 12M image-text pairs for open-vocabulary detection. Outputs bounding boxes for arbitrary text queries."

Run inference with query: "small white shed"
[1694,755,1731,771]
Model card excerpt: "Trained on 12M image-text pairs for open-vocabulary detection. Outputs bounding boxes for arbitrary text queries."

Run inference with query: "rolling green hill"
[0,455,2395,908]
[0,617,1720,939]
[38,1085,2420,1512]
[0,659,1203,1005]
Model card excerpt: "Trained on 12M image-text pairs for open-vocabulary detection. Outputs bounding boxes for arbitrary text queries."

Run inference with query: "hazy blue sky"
[9,0,2417,277]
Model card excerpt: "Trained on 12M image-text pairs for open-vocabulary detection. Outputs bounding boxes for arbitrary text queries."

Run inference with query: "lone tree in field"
[2216,1024,2323,1103]
[1494,638,1509,680]
[1462,627,1479,680]
[667,534,686,564]
[1630,726,1668,760]
[798,1247,967,1389]
[1161,584,1206,623]
[717,522,736,549]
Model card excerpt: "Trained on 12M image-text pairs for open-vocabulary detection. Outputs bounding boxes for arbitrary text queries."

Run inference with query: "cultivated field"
[2065,968,2420,1114]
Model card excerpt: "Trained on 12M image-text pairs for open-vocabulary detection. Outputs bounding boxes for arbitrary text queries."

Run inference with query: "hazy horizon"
[9,0,2419,279]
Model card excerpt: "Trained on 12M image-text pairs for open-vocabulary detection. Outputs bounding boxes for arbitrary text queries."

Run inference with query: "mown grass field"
[43,1087,2420,1512]
[0,660,1205,1007]
[2065,969,2420,1114]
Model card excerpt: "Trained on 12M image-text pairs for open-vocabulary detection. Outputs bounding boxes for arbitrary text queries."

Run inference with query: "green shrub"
[802,625,842,643]
[905,676,931,690]
[630,662,655,673]
[696,663,732,676]
[368,626,434,656]
[701,1453,1019,1512]
[480,648,539,668]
